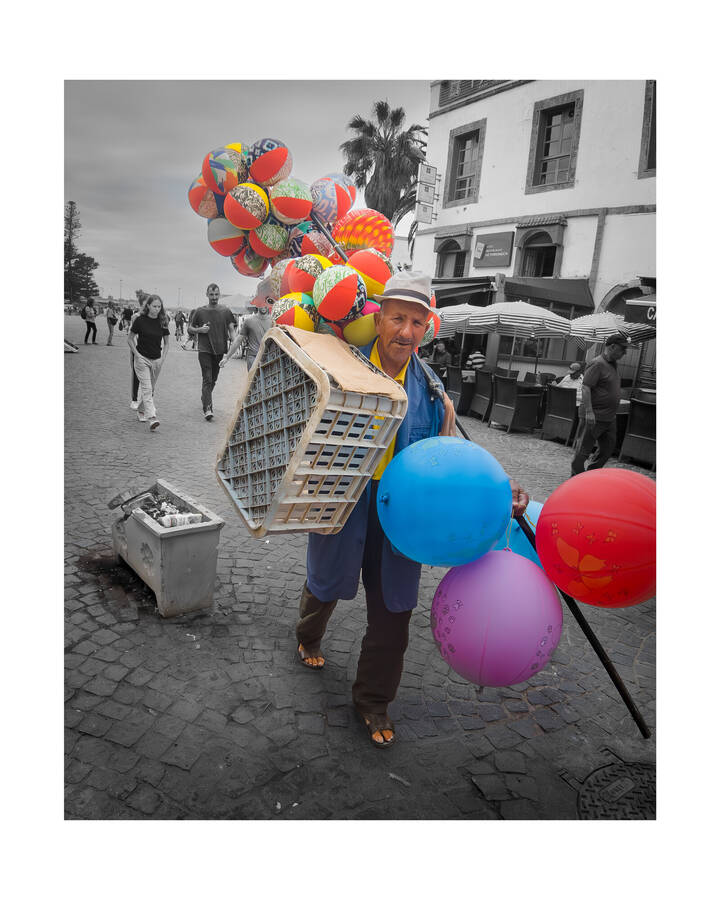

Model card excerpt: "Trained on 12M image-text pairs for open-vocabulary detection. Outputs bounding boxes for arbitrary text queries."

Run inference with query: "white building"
[413,79,656,382]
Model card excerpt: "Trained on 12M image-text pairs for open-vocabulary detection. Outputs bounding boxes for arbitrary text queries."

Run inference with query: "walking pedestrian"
[187,284,237,421]
[120,304,133,333]
[106,300,118,345]
[570,335,630,476]
[182,309,197,350]
[82,298,98,344]
[127,294,170,431]
[293,271,529,747]
[222,303,270,371]
[174,309,187,341]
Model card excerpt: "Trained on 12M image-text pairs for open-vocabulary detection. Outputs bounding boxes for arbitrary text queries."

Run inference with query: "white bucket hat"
[373,270,433,312]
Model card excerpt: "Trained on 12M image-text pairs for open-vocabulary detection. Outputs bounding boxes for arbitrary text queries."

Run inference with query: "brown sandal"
[297,643,325,670]
[356,708,396,748]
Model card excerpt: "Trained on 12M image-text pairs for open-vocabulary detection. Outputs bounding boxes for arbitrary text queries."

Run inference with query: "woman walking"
[127,295,170,431]
[106,300,118,345]
[82,299,98,344]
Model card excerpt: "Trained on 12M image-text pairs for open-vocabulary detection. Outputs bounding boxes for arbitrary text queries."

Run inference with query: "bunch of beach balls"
[188,139,441,349]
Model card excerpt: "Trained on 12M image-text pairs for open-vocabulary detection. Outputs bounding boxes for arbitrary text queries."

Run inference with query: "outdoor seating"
[488,375,543,433]
[469,370,493,421]
[445,366,474,415]
[618,399,656,469]
[495,367,520,379]
[538,372,557,385]
[541,384,579,446]
[522,371,539,384]
[426,361,447,387]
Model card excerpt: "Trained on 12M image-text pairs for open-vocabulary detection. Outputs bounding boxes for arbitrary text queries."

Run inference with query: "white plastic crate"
[216,325,408,537]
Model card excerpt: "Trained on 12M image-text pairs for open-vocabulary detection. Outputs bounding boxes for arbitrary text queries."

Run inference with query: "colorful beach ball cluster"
[188,138,401,346]
[377,440,656,688]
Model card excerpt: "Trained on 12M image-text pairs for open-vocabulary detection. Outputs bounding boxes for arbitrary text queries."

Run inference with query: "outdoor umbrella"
[436,303,477,339]
[466,301,573,374]
[568,311,656,346]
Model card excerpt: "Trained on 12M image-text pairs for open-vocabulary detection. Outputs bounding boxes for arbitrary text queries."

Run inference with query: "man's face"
[374,298,429,371]
[569,366,581,380]
[604,343,627,363]
[207,285,220,305]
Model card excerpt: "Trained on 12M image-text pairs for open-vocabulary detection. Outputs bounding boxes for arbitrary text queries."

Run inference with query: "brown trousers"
[296,482,412,715]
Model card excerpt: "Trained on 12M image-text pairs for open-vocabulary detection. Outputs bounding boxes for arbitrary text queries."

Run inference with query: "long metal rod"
[453,417,651,740]
[309,212,349,263]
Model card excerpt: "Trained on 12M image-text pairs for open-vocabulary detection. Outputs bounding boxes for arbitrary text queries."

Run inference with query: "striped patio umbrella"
[568,311,656,346]
[436,303,477,339]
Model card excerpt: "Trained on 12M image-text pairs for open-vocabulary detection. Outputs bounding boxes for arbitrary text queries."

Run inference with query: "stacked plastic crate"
[217,326,407,536]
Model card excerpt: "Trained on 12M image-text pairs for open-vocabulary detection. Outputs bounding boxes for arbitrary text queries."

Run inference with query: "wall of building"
[593,213,656,305]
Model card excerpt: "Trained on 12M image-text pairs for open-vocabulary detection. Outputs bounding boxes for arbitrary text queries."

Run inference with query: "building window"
[525,90,584,195]
[443,119,486,209]
[638,80,656,178]
[520,232,557,276]
[436,239,467,278]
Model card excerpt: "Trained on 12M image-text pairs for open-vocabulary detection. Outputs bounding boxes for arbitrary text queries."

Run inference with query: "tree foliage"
[339,100,427,227]
[64,201,100,304]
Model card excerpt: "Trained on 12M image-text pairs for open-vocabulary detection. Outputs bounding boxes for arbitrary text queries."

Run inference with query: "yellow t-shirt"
[370,341,410,481]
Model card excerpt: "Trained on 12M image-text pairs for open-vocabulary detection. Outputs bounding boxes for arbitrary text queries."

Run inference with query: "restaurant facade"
[413,79,656,385]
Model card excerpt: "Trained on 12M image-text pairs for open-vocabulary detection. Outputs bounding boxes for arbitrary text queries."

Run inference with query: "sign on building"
[418,163,437,185]
[625,298,656,324]
[416,203,434,225]
[473,232,514,268]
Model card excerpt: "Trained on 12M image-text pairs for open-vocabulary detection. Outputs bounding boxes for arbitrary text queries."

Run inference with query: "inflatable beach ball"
[316,319,344,339]
[333,208,394,257]
[225,141,246,155]
[312,266,367,323]
[535,468,656,608]
[301,229,335,258]
[287,221,313,257]
[286,254,332,294]
[202,147,247,196]
[224,183,269,230]
[248,214,289,258]
[310,176,354,227]
[273,293,318,330]
[348,247,394,296]
[343,300,380,346]
[249,138,293,187]
[188,174,224,220]
[325,171,357,205]
[208,217,247,257]
[269,178,313,225]
[268,257,294,299]
[231,245,269,277]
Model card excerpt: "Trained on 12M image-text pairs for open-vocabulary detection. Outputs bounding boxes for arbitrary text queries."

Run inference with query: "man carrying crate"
[295,271,529,748]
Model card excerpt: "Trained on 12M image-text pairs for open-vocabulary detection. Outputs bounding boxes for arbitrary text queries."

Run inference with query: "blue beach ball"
[377,437,512,567]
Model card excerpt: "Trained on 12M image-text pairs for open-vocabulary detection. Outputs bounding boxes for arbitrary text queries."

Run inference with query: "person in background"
[465,348,486,370]
[430,340,452,372]
[555,362,584,406]
[222,302,271,371]
[174,309,187,341]
[120,304,133,333]
[182,309,198,350]
[570,336,629,476]
[82,299,98,344]
[106,300,118,346]
[187,284,237,421]
[127,294,170,431]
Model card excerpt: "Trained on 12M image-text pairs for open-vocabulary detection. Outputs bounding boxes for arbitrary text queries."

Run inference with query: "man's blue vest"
[306,340,445,612]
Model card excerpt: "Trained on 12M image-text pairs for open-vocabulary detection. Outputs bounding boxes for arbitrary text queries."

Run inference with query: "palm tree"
[340,100,427,228]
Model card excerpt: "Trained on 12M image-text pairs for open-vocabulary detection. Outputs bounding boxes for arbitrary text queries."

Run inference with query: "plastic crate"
[216,326,408,537]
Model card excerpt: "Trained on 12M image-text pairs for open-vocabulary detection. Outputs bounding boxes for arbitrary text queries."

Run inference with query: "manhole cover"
[577,761,655,819]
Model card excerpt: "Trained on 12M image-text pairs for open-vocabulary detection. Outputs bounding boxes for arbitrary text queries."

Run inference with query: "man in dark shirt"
[570,334,629,476]
[187,284,237,421]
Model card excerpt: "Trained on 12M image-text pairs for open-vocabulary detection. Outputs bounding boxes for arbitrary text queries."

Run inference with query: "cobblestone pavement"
[64,316,656,820]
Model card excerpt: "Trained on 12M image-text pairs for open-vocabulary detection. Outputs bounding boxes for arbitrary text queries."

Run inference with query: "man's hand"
[584,410,596,427]
[218,356,228,368]
[509,478,530,519]
[199,324,210,333]
[440,393,456,436]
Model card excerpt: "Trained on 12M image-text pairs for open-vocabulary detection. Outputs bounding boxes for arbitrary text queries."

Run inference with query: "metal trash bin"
[111,478,224,618]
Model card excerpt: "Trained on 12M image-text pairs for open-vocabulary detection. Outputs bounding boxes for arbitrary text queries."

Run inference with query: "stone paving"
[64,315,656,820]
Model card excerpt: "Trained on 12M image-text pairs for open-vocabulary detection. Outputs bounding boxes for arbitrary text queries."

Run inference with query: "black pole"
[453,417,651,739]
[309,212,349,263]
[515,515,651,740]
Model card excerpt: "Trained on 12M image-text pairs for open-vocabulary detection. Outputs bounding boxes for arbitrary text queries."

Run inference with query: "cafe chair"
[541,384,579,446]
[522,371,539,384]
[494,367,520,379]
[426,361,447,388]
[488,375,543,433]
[539,371,557,385]
[446,365,474,415]
[618,399,656,470]
[470,370,493,422]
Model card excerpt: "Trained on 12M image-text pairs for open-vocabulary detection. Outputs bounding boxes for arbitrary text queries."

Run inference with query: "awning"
[432,276,495,304]
[625,295,656,324]
[503,276,595,310]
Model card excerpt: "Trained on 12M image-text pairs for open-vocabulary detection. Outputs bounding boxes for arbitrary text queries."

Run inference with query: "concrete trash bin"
[111,478,224,618]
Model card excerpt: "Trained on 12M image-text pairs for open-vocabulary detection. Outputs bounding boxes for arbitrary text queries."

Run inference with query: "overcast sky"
[65,80,430,309]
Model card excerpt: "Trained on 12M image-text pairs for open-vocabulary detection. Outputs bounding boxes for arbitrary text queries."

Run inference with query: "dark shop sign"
[473,232,514,268]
